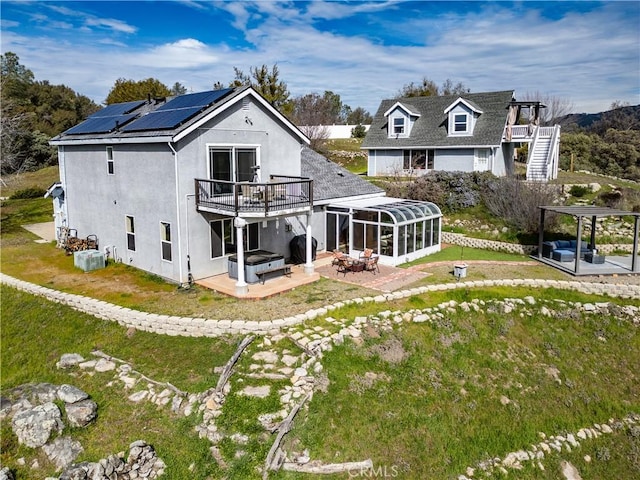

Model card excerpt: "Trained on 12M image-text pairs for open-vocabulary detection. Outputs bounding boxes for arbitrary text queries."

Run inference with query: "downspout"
[168,141,185,285]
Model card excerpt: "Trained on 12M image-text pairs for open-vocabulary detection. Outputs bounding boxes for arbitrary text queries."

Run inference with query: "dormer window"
[385,102,420,139]
[393,117,405,135]
[454,114,469,133]
[445,98,482,137]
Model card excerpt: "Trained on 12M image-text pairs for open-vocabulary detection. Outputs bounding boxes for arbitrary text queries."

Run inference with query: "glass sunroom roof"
[329,197,442,225]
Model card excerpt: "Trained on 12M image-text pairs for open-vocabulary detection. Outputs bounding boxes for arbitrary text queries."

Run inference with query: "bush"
[482,177,561,233]
[406,171,495,213]
[9,187,46,199]
[568,185,591,197]
[351,124,367,139]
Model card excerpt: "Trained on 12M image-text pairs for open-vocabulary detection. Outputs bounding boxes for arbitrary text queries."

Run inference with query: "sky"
[1,1,639,115]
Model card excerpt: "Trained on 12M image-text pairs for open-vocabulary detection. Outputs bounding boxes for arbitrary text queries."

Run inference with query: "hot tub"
[228,250,285,284]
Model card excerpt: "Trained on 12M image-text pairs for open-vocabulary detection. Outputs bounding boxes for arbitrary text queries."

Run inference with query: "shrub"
[482,177,561,233]
[568,185,591,197]
[351,124,367,139]
[9,187,47,199]
[406,171,495,213]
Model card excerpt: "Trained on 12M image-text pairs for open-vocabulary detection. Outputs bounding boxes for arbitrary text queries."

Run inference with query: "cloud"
[1,1,637,114]
[134,39,220,69]
[45,3,137,34]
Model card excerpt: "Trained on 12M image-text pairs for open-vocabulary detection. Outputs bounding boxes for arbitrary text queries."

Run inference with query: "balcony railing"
[195,175,313,216]
[504,124,555,141]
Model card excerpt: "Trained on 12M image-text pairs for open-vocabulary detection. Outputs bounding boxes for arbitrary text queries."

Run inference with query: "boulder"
[57,385,89,404]
[11,402,63,448]
[65,399,98,428]
[57,354,85,369]
[42,436,84,470]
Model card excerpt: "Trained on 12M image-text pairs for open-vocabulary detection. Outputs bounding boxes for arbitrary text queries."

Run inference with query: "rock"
[239,385,270,398]
[94,358,116,372]
[57,385,89,404]
[128,391,148,403]
[57,354,85,369]
[560,460,582,480]
[281,354,299,367]
[252,351,279,363]
[500,395,511,405]
[42,436,84,470]
[65,399,98,427]
[12,402,63,448]
[0,467,15,480]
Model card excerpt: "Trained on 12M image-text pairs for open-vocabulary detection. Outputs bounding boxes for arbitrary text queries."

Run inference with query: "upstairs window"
[454,114,468,133]
[393,117,405,135]
[107,147,114,175]
[160,222,172,262]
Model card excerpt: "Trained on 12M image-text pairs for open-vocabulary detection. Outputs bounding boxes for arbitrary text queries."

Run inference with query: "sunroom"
[326,198,442,266]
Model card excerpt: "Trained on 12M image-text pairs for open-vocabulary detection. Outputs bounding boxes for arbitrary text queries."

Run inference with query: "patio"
[196,253,430,299]
[536,205,640,276]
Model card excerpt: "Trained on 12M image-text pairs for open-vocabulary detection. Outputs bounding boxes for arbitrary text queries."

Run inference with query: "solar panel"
[88,100,146,118]
[120,106,204,132]
[155,88,233,112]
[65,113,138,135]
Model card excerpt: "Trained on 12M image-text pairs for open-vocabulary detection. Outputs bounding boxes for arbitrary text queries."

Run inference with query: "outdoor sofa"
[542,240,591,262]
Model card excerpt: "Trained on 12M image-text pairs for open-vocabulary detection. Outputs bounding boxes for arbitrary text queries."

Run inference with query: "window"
[454,114,468,132]
[160,222,172,262]
[393,117,405,135]
[126,216,135,251]
[210,219,259,258]
[403,150,427,170]
[107,147,114,175]
[208,146,258,194]
[427,150,435,169]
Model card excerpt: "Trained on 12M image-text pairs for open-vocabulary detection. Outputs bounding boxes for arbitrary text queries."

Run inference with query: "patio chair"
[364,255,379,274]
[331,249,345,265]
[360,248,379,274]
[334,256,351,276]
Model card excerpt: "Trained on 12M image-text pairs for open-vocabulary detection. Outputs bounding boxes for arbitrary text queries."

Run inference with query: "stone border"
[2,273,639,338]
[441,232,634,255]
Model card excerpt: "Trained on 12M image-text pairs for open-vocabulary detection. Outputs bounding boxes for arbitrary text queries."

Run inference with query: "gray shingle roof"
[301,147,384,202]
[362,90,514,149]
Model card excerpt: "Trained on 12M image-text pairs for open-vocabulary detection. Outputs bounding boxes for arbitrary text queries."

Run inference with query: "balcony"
[195,176,313,217]
[504,125,556,141]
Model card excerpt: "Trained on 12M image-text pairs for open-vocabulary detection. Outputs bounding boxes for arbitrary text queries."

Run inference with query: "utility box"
[453,263,468,279]
[74,249,105,272]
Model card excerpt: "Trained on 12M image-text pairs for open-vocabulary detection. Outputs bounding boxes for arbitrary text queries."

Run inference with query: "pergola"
[537,205,640,275]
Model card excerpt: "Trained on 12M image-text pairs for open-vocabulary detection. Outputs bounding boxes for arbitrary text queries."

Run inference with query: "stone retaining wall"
[2,273,639,338]
[442,232,634,255]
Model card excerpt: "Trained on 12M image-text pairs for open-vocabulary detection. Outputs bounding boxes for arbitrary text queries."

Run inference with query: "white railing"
[504,124,555,140]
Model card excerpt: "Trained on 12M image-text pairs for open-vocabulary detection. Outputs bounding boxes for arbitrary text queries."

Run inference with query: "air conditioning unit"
[74,249,106,272]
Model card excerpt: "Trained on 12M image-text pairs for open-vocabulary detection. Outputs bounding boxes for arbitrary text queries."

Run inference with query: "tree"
[395,77,469,98]
[1,52,34,104]
[105,78,171,104]
[346,107,372,125]
[230,64,291,113]
[170,82,188,96]
[519,91,574,126]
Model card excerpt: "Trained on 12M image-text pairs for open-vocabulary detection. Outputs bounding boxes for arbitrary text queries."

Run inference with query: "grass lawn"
[283,292,640,479]
[2,167,639,479]
[0,287,241,479]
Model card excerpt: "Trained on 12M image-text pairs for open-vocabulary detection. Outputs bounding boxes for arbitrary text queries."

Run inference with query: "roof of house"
[301,147,384,203]
[50,86,309,146]
[362,90,515,149]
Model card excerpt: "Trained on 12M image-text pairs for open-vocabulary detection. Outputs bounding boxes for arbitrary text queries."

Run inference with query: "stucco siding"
[172,96,308,281]
[61,143,180,281]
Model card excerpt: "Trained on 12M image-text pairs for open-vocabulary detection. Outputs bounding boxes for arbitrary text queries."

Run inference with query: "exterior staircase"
[526,125,561,181]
